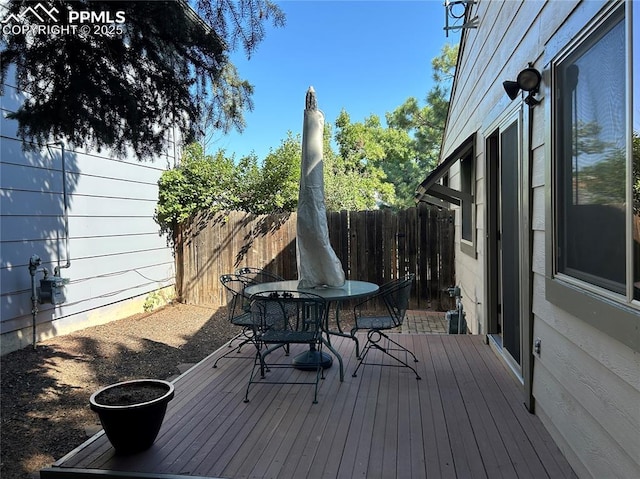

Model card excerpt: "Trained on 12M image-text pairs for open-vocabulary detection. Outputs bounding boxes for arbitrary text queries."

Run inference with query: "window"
[460,152,474,243]
[552,5,638,304]
[555,12,626,294]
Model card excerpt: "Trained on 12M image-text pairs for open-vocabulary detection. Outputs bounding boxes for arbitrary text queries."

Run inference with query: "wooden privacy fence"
[175,203,455,311]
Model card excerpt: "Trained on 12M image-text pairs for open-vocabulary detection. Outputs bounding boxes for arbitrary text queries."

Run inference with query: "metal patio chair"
[213,274,259,368]
[235,267,284,284]
[244,291,327,404]
[350,274,421,380]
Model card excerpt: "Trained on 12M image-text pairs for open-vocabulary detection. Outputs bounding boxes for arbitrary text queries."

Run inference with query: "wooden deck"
[41,334,577,479]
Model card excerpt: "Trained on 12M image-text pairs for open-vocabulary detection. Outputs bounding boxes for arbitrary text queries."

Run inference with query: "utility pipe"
[54,141,71,276]
[28,255,48,349]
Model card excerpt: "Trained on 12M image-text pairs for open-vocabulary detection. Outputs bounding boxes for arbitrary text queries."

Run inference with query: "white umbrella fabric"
[296,87,345,288]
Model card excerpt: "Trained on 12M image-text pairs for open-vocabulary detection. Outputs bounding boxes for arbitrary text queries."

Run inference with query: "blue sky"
[209,0,460,160]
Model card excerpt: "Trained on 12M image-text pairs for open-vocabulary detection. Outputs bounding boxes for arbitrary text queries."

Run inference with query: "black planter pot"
[89,379,175,455]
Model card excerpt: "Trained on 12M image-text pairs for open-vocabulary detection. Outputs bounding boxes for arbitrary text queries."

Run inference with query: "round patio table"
[244,280,379,376]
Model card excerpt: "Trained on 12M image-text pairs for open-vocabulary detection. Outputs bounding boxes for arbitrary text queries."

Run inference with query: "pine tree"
[0,0,284,160]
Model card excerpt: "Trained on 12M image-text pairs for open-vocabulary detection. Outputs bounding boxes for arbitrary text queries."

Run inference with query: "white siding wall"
[440,1,640,477]
[448,161,485,335]
[1,71,177,354]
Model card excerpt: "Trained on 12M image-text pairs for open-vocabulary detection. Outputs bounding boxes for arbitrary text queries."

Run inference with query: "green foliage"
[1,1,285,160]
[327,43,458,209]
[227,133,302,214]
[384,43,458,206]
[156,137,303,232]
[331,111,397,209]
[584,131,638,213]
[249,133,302,213]
[155,143,236,233]
[575,121,631,206]
[143,288,175,312]
[580,149,626,205]
[431,43,459,84]
[156,42,459,230]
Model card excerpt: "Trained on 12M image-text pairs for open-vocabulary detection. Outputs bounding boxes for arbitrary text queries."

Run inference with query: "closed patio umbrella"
[296,86,345,288]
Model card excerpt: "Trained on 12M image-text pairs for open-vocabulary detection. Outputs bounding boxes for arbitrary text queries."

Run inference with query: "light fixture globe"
[516,68,542,92]
[503,66,542,106]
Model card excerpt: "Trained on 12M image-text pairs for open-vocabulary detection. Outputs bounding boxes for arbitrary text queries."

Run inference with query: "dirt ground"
[0,302,235,479]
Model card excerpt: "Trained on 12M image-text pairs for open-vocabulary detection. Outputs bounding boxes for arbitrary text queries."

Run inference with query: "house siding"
[438,1,639,478]
[1,72,176,354]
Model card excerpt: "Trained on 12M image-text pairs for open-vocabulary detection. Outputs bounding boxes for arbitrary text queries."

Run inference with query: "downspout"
[54,141,71,276]
[525,100,536,413]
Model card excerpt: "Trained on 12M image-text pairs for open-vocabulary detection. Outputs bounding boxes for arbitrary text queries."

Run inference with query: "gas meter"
[39,276,68,305]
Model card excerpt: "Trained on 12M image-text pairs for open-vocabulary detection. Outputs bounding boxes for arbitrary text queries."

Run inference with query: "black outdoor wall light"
[503,66,542,106]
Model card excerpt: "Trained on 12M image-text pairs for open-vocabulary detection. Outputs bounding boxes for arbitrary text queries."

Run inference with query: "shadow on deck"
[41,331,576,479]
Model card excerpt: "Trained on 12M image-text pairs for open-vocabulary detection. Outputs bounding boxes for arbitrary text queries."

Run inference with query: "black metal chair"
[213,274,258,368]
[244,291,327,404]
[350,274,421,379]
[235,267,284,284]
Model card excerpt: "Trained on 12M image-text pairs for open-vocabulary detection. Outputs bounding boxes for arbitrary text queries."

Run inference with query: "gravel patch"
[0,302,235,479]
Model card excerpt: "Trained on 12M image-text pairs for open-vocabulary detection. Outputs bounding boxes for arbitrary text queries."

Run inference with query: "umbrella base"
[292,348,333,370]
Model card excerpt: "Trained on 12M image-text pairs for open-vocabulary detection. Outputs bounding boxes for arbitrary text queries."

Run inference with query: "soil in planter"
[97,383,169,406]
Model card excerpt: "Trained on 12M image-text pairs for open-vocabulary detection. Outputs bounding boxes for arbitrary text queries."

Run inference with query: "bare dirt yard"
[0,303,235,479]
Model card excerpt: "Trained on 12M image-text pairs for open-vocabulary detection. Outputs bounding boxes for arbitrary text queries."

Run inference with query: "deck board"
[467,338,578,478]
[445,335,517,479]
[416,333,456,479]
[307,350,360,479]
[42,334,577,479]
[432,336,487,479]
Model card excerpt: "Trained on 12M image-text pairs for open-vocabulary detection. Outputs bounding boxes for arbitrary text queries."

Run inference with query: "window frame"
[544,0,639,352]
[460,148,475,250]
[554,9,627,296]
[455,139,476,258]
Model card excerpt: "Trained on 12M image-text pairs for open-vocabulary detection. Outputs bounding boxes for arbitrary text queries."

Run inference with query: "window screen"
[556,14,626,294]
